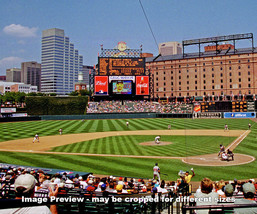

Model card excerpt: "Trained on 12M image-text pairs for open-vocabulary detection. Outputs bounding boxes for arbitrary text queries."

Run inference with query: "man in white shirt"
[153,163,161,182]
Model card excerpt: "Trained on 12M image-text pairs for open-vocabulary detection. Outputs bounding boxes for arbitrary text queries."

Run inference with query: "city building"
[0,76,6,81]
[0,82,37,94]
[11,83,37,93]
[82,65,94,87]
[41,28,83,95]
[74,71,87,91]
[21,61,41,91]
[158,41,182,56]
[6,68,21,83]
[146,33,257,101]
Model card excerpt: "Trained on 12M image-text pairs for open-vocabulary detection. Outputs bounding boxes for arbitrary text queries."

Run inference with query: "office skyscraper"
[41,28,83,94]
[158,41,182,56]
[21,61,41,91]
[6,68,21,82]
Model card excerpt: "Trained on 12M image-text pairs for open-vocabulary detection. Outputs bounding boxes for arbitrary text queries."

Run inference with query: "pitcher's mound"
[140,141,172,146]
[182,153,255,166]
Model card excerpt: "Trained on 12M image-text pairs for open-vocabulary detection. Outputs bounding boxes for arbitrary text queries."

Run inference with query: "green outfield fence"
[40,113,192,120]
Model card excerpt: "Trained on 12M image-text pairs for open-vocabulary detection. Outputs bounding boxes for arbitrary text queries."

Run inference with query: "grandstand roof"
[145,47,257,63]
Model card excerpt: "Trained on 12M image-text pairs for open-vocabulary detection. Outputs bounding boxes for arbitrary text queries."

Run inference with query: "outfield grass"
[50,135,235,157]
[0,118,251,142]
[0,118,256,181]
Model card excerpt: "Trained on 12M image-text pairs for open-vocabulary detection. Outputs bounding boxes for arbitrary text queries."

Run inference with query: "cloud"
[0,57,23,73]
[3,24,38,38]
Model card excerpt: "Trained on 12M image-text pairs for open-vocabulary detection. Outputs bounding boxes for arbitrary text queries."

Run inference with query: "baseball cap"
[224,184,234,196]
[116,184,123,191]
[178,170,185,177]
[243,182,256,194]
[88,180,93,185]
[14,174,37,193]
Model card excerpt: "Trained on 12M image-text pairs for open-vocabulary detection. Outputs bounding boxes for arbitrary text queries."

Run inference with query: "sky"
[0,0,256,75]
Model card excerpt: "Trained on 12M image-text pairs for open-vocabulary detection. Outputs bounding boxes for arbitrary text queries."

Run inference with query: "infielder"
[155,136,161,144]
[153,163,160,182]
[33,134,39,143]
[59,128,63,135]
[126,121,129,128]
[224,124,229,131]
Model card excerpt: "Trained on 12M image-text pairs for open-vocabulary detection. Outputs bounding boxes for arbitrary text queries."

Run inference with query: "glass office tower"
[41,28,83,94]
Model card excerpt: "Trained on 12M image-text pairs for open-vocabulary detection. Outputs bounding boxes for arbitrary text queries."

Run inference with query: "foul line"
[226,130,251,151]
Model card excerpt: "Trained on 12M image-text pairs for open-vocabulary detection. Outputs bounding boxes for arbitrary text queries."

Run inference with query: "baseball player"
[248,123,251,130]
[155,136,161,144]
[218,144,225,157]
[224,124,229,131]
[153,163,160,182]
[33,134,39,143]
[126,121,129,128]
[59,128,63,135]
[168,124,171,130]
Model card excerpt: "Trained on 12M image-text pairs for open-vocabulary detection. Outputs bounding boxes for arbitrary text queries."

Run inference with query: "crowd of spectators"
[87,100,193,114]
[1,165,257,213]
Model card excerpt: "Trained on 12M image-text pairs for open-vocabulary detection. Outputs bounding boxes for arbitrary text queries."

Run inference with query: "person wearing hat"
[234,182,257,214]
[185,168,195,184]
[1,174,58,214]
[153,163,161,182]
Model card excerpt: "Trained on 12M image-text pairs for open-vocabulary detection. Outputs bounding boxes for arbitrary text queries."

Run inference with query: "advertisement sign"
[193,103,201,113]
[109,76,135,82]
[1,108,16,113]
[224,112,256,118]
[136,76,149,95]
[94,76,108,95]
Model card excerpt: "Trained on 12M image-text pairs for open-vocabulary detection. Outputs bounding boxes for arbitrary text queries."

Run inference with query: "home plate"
[182,153,255,166]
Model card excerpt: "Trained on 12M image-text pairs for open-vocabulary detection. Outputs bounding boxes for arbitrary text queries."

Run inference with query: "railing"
[0,191,177,214]
[182,203,257,214]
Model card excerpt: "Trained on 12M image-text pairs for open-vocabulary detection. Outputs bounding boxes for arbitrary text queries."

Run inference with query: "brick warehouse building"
[146,33,257,102]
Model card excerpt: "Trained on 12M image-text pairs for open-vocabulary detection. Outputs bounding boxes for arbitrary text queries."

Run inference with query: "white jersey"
[155,136,160,141]
[222,152,228,160]
[153,166,160,175]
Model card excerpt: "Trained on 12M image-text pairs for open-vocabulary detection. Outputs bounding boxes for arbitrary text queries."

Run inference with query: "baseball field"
[0,118,256,181]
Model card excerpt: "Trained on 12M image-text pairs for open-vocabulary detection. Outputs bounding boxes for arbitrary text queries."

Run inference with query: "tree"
[27,92,38,96]
[3,92,16,103]
[15,92,26,103]
[69,91,79,96]
[79,89,90,96]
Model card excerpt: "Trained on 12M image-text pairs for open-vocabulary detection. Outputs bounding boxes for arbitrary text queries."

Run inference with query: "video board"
[112,80,132,95]
[98,58,145,76]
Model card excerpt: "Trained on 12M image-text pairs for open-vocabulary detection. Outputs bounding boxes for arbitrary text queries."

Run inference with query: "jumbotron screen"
[98,58,145,76]
[112,80,132,95]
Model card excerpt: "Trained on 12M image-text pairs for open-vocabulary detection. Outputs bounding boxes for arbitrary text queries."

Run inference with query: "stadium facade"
[41,28,83,95]
[146,33,257,101]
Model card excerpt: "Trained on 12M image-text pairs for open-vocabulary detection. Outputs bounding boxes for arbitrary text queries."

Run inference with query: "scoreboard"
[231,101,247,112]
[98,58,145,76]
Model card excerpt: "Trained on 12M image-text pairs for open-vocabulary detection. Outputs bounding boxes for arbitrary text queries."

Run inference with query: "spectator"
[0,174,58,214]
[234,182,257,214]
[191,177,219,214]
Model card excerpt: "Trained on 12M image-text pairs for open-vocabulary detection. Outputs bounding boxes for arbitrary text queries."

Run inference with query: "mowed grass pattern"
[50,135,236,157]
[0,118,256,181]
[0,118,252,142]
